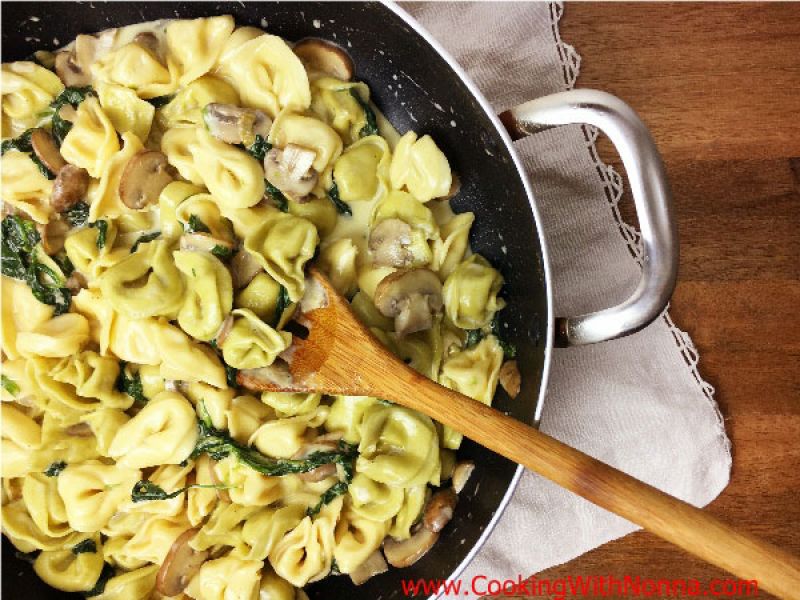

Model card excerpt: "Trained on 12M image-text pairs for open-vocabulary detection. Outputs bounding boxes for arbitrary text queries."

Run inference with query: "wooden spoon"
[239,268,800,599]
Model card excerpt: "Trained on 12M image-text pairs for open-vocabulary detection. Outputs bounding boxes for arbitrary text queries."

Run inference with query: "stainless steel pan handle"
[499,89,678,347]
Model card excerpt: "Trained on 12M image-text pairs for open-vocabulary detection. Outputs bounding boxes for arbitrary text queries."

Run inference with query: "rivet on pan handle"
[499,90,679,347]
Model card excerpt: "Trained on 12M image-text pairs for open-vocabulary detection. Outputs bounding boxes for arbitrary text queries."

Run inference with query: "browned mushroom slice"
[292,437,341,482]
[65,271,88,296]
[349,550,389,585]
[213,315,234,346]
[437,173,461,201]
[51,164,90,213]
[383,527,440,568]
[132,31,164,61]
[422,488,457,533]
[373,269,443,337]
[156,527,208,597]
[119,151,174,210]
[368,218,414,268]
[31,129,66,174]
[498,359,521,399]
[64,422,93,438]
[55,30,117,87]
[264,144,318,201]
[202,103,272,146]
[230,249,263,289]
[36,218,70,256]
[293,38,355,81]
[179,233,235,255]
[451,460,475,495]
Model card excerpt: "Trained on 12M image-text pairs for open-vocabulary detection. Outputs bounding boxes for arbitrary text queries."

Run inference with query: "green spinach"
[91,220,108,249]
[1,129,34,155]
[350,88,378,137]
[44,461,67,477]
[131,231,160,254]
[246,134,271,161]
[274,284,290,327]
[130,479,229,503]
[115,363,147,405]
[49,86,94,145]
[265,181,288,212]
[84,563,114,597]
[211,244,234,261]
[186,214,211,234]
[327,182,352,216]
[307,480,349,517]
[1,374,19,396]
[64,201,90,227]
[72,539,97,555]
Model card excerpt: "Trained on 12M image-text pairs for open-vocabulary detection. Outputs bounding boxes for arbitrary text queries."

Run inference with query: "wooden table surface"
[531,3,800,596]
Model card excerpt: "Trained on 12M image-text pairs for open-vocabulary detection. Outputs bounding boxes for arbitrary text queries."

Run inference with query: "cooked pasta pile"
[0,15,519,600]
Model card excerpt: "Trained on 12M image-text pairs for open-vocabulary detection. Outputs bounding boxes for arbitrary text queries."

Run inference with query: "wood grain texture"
[244,270,800,597]
[527,3,800,598]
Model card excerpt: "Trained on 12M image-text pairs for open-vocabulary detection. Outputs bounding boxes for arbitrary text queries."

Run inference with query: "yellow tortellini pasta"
[174,250,233,341]
[96,81,155,142]
[333,135,391,202]
[99,239,185,319]
[442,254,506,329]
[92,41,177,99]
[390,131,452,202]
[1,61,63,136]
[221,308,291,370]
[0,151,55,223]
[244,213,318,302]
[357,404,440,487]
[166,16,235,86]
[189,128,265,209]
[60,96,120,178]
[216,34,311,117]
[107,391,198,468]
[2,14,517,598]
[33,535,105,592]
[57,461,141,532]
[185,556,264,600]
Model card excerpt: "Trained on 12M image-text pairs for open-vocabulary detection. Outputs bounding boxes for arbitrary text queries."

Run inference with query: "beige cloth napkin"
[402,2,732,578]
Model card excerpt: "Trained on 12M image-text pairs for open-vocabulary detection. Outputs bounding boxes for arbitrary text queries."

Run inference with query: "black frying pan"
[1,3,677,599]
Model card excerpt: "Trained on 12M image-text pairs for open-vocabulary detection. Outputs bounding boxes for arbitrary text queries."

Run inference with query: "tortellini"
[96,81,155,142]
[57,461,141,531]
[174,250,233,341]
[390,131,452,202]
[221,308,291,370]
[34,535,105,592]
[2,15,517,599]
[442,254,506,329]
[1,61,63,135]
[107,391,198,468]
[189,128,265,209]
[186,556,264,600]
[357,405,440,487]
[0,151,55,223]
[216,34,311,117]
[60,96,120,178]
[99,239,185,319]
[166,16,235,86]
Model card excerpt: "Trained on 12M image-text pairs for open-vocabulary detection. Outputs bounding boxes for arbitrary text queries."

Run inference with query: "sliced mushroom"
[206,459,231,503]
[213,315,234,347]
[422,488,457,533]
[293,38,354,81]
[156,527,208,597]
[368,218,414,268]
[57,104,78,123]
[230,249,262,289]
[65,271,88,296]
[51,164,90,212]
[451,460,475,495]
[179,232,235,254]
[437,173,461,202]
[264,144,318,201]
[118,151,174,210]
[202,103,272,147]
[36,218,70,256]
[292,437,341,482]
[55,30,117,87]
[498,359,521,399]
[64,422,93,438]
[373,269,443,337]
[31,129,66,174]
[383,527,440,568]
[133,31,164,61]
[349,550,388,585]
[237,364,294,391]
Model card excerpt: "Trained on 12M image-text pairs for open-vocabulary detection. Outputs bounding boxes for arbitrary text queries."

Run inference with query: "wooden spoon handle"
[391,374,800,599]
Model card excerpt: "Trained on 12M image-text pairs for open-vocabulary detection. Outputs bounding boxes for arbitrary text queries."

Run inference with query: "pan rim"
[384,0,555,594]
